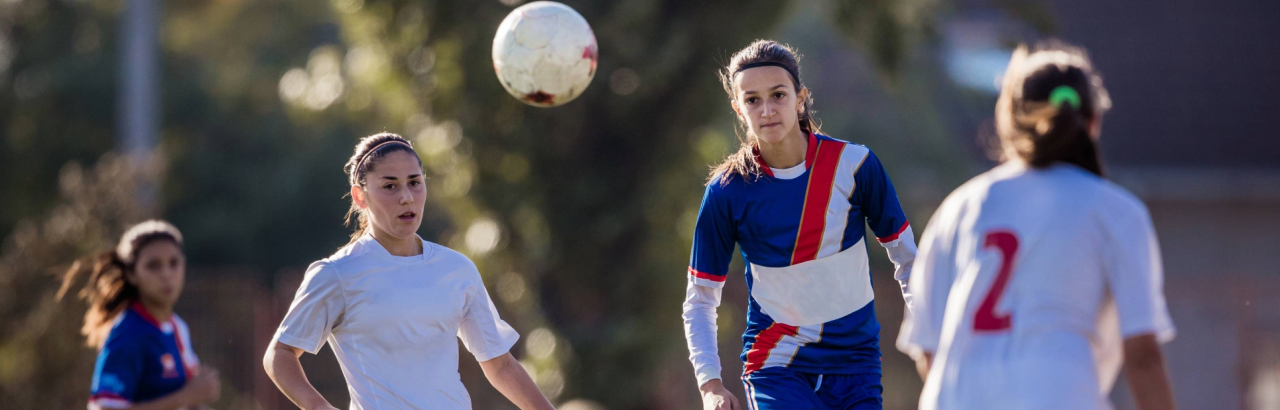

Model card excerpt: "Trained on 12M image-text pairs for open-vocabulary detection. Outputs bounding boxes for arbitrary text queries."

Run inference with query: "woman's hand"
[699,379,741,410]
[181,367,221,405]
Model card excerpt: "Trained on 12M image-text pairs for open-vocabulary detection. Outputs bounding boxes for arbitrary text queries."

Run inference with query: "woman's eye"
[746,97,758,104]
[384,184,395,190]
[409,180,420,187]
[774,92,785,99]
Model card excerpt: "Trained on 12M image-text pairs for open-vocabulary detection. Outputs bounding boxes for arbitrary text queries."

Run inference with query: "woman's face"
[353,150,427,241]
[733,66,808,145]
[128,240,185,308]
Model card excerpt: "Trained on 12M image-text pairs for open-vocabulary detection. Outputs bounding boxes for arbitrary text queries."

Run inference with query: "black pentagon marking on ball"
[524,91,555,104]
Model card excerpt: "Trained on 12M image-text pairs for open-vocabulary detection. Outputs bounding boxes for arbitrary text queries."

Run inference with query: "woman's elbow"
[263,341,296,377]
[1123,334,1167,371]
[263,343,278,376]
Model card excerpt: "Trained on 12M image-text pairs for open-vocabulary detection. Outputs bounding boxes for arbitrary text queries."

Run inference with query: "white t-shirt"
[897,162,1175,410]
[273,234,519,410]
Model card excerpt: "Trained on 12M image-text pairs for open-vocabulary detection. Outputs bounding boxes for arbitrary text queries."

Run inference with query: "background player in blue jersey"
[684,40,918,410]
[59,220,221,410]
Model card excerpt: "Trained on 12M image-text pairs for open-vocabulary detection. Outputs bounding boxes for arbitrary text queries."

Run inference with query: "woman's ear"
[796,87,810,112]
[351,185,368,209]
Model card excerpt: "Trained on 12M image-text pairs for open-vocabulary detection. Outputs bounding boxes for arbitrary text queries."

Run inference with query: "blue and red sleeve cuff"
[876,221,911,244]
[688,267,727,288]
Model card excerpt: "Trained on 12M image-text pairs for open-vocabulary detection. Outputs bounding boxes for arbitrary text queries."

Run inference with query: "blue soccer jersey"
[88,302,200,409]
[687,132,915,377]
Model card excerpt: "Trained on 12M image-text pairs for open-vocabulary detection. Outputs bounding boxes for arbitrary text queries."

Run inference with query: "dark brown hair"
[710,40,822,185]
[58,220,184,348]
[342,132,421,244]
[996,40,1112,176]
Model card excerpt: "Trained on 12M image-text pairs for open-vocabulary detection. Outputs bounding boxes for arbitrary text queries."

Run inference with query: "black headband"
[352,140,413,184]
[734,61,800,85]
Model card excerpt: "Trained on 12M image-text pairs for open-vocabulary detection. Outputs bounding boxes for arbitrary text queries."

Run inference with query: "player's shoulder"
[705,170,749,199]
[815,134,879,176]
[102,311,153,350]
[312,237,380,274]
[1091,175,1151,220]
[427,241,475,267]
[815,133,873,155]
[945,163,1021,205]
[425,242,485,279]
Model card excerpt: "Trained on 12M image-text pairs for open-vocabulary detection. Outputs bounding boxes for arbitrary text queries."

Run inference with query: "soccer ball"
[492,2,598,107]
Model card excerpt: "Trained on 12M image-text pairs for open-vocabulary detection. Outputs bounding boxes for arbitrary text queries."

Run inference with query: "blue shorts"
[741,368,882,410]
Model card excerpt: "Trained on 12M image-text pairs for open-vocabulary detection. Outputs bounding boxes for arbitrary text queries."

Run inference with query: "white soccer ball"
[492,1,598,107]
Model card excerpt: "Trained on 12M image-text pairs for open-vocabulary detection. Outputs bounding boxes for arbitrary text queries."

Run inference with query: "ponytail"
[58,251,137,347]
[996,41,1112,176]
[1024,95,1101,175]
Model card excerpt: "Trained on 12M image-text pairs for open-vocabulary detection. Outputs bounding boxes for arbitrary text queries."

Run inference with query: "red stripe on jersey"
[130,301,163,328]
[790,139,845,264]
[742,323,800,374]
[170,318,198,377]
[688,267,727,283]
[752,149,776,178]
[803,132,818,168]
[877,221,911,243]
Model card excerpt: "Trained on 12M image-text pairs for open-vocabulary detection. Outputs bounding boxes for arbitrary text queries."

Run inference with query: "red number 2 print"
[973,230,1019,332]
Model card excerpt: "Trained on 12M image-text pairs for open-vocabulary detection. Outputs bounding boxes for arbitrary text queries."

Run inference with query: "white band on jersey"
[749,239,874,326]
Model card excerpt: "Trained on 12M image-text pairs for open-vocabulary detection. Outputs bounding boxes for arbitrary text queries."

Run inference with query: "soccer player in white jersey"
[896,41,1176,410]
[262,133,554,410]
[686,40,918,410]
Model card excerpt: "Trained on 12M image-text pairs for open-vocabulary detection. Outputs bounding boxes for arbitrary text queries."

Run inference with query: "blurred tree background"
[0,0,1022,408]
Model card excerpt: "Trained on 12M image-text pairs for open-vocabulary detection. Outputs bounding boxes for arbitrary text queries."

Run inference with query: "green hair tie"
[1049,85,1082,109]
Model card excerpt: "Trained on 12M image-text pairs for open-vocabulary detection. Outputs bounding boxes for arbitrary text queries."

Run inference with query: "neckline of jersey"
[359,232,434,265]
[753,131,819,180]
[769,162,807,180]
[130,301,175,334]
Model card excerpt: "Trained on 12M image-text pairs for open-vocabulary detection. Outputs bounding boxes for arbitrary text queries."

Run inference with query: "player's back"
[921,162,1149,410]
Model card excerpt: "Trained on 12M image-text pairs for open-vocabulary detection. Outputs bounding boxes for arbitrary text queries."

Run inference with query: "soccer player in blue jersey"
[59,220,220,410]
[683,40,918,410]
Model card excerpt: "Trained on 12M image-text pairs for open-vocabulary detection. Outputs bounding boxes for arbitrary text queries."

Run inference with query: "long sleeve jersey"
[683,132,917,386]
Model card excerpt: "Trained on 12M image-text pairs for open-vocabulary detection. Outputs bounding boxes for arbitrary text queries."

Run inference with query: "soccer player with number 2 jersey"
[897,41,1177,410]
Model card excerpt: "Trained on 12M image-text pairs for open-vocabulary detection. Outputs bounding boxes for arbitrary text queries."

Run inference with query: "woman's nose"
[761,102,775,117]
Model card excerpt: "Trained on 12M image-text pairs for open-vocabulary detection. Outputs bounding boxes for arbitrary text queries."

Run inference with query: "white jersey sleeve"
[457,268,521,362]
[880,226,919,311]
[1101,197,1176,343]
[274,262,346,354]
[682,278,723,386]
[896,197,961,359]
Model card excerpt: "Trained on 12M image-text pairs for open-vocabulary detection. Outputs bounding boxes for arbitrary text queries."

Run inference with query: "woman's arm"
[1123,334,1175,410]
[479,353,555,410]
[114,368,219,410]
[263,341,338,410]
